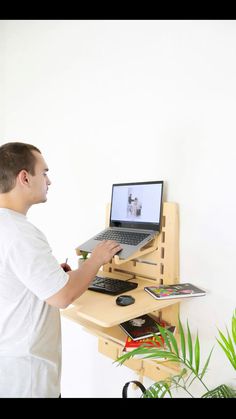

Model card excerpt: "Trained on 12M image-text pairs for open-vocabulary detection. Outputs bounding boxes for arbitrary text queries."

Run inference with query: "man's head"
[0,142,51,209]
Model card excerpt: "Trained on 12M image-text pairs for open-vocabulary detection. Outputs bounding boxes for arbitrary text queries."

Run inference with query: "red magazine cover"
[123,334,165,352]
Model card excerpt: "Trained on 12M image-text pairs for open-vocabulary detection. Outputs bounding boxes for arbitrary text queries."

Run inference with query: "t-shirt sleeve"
[6,231,69,301]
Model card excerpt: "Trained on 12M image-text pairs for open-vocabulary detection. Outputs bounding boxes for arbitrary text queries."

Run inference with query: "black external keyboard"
[88,276,138,296]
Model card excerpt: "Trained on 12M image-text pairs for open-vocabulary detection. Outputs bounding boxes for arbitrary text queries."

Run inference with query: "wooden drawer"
[98,337,121,360]
[98,337,143,373]
[98,337,178,382]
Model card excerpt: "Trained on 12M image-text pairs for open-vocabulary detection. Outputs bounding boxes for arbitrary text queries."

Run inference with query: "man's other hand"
[60,263,72,272]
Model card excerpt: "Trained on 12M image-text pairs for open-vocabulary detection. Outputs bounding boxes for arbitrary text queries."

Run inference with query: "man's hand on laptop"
[90,240,122,265]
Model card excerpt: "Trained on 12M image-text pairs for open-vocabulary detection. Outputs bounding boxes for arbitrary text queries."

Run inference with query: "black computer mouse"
[116,295,135,306]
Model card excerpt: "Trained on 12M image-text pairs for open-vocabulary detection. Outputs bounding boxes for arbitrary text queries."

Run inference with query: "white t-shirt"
[0,208,69,398]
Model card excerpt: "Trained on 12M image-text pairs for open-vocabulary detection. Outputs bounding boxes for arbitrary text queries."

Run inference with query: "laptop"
[78,180,164,260]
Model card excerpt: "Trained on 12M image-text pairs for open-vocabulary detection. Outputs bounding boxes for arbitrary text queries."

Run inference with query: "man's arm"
[46,240,122,309]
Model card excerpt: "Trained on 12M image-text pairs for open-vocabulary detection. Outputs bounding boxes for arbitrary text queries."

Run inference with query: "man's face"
[29,151,51,204]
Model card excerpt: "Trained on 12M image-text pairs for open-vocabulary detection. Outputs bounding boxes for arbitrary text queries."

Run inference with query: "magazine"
[119,314,174,341]
[122,329,177,352]
[144,283,206,300]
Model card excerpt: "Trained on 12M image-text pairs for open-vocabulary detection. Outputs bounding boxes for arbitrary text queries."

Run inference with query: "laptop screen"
[110,181,163,231]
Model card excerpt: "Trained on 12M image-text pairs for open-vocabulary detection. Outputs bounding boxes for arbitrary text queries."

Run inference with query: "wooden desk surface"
[67,276,181,327]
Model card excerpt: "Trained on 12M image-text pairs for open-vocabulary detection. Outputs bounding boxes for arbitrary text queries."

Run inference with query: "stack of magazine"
[122,335,166,353]
[119,314,176,353]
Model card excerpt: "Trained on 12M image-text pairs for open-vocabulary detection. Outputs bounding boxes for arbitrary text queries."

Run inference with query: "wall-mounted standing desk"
[62,202,180,381]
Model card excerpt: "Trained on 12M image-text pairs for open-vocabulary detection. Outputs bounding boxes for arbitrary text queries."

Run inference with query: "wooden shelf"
[66,275,181,328]
[62,201,180,382]
[62,306,180,381]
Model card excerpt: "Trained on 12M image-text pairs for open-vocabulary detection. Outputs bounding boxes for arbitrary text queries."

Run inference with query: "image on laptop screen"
[110,181,163,229]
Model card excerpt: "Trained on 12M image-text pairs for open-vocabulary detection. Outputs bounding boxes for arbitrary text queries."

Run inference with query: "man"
[0,142,121,398]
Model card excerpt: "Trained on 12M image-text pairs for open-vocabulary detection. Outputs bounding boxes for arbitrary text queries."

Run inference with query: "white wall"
[1,20,236,398]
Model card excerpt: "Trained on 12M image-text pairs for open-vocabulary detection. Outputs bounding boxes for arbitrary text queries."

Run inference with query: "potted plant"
[78,251,89,267]
[116,310,236,398]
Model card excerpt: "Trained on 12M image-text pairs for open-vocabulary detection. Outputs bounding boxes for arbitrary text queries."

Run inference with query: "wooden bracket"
[113,235,159,266]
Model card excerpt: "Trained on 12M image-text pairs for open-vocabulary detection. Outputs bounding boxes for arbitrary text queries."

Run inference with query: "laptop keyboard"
[88,276,138,295]
[94,231,149,246]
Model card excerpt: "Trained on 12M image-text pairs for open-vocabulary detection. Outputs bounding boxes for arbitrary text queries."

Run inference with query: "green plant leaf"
[226,328,236,356]
[165,328,179,357]
[217,338,236,370]
[150,334,166,347]
[178,318,186,361]
[199,347,214,379]
[135,349,178,361]
[194,333,200,374]
[217,313,236,371]
[224,329,236,359]
[218,328,233,351]
[115,346,178,365]
[202,384,236,398]
[187,321,193,365]
[232,310,236,344]
[157,324,180,356]
[186,371,199,388]
[157,326,172,351]
[142,381,172,398]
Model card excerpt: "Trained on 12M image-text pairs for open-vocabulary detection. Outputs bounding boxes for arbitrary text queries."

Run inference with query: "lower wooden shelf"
[62,306,180,382]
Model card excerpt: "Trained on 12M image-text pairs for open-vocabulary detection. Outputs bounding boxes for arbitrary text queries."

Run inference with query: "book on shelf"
[144,283,206,300]
[123,334,166,353]
[119,313,175,341]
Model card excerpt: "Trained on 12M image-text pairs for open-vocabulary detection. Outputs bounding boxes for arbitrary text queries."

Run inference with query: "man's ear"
[17,170,30,187]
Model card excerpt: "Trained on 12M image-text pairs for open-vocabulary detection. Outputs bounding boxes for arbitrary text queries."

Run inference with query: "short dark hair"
[0,142,41,193]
